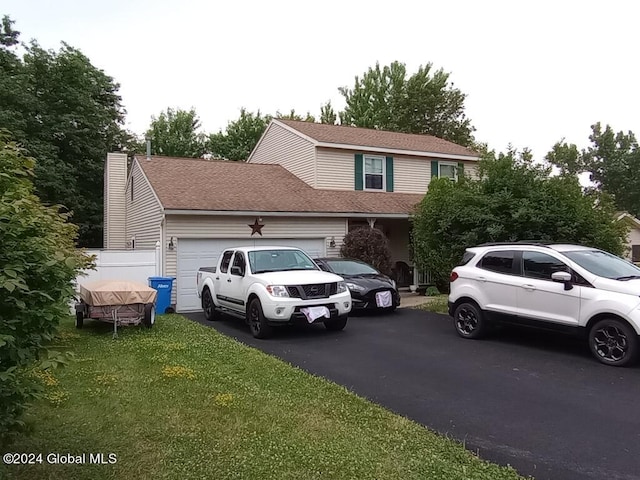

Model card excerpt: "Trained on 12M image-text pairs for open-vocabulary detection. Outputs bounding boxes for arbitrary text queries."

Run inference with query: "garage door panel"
[176,238,326,312]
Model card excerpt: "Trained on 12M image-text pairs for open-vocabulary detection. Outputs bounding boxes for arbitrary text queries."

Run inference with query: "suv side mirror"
[230,266,244,276]
[551,271,573,290]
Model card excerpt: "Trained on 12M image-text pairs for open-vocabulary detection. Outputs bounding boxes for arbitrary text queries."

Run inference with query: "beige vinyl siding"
[104,153,127,248]
[316,149,479,194]
[249,122,316,186]
[125,160,163,249]
[316,148,354,190]
[626,226,640,260]
[164,215,347,304]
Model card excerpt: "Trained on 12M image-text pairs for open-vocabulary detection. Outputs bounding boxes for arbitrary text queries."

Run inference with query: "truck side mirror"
[230,266,244,276]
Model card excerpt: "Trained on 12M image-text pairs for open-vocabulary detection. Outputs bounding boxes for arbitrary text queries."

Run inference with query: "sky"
[4,0,640,161]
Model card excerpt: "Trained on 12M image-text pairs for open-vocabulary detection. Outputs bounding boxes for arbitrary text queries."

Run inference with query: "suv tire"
[589,318,638,367]
[453,301,487,339]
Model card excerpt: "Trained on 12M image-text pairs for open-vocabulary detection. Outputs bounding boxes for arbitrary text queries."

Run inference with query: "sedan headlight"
[346,282,366,292]
[266,285,289,297]
[391,279,397,289]
[337,281,349,293]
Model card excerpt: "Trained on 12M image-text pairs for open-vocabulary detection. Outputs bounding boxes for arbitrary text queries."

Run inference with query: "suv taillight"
[450,271,459,282]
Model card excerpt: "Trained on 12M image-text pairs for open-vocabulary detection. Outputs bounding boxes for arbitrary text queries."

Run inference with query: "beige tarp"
[79,280,157,307]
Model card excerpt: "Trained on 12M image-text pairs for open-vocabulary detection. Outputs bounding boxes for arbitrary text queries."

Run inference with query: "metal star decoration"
[248,218,264,236]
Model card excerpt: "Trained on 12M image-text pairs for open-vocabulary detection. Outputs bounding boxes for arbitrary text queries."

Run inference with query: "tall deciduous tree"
[0,16,127,247]
[208,108,272,161]
[338,61,475,146]
[413,149,626,290]
[546,123,640,217]
[145,107,206,158]
[275,109,315,122]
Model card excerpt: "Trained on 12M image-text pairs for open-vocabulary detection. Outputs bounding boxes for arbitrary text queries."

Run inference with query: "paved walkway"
[399,291,433,308]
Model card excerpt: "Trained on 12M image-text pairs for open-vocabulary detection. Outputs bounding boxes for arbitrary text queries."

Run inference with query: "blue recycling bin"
[148,276,175,314]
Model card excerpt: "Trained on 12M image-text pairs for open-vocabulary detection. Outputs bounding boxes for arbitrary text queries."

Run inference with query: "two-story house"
[103,119,479,312]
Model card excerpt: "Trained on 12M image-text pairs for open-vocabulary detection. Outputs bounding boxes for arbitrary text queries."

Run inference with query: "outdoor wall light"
[329,236,336,248]
[168,237,175,250]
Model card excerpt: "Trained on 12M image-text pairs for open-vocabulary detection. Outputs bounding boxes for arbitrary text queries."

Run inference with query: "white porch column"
[366,217,377,228]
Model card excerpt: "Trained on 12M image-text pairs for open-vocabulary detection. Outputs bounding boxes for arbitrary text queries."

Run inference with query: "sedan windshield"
[248,249,319,274]
[563,250,640,280]
[325,260,379,276]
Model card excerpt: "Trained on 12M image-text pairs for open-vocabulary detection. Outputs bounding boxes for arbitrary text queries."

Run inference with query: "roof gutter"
[315,142,479,161]
[163,209,413,219]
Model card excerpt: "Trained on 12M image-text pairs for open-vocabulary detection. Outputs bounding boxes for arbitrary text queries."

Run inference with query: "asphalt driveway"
[185,308,640,480]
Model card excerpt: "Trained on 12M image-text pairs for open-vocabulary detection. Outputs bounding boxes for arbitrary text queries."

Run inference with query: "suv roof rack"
[477,241,554,248]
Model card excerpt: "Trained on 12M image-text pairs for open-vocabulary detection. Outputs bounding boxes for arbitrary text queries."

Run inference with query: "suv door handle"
[476,276,487,282]
[521,284,536,291]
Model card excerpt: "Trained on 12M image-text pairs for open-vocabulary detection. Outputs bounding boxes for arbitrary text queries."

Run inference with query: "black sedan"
[314,258,400,311]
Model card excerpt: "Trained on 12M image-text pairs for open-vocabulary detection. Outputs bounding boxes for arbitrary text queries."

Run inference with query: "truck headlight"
[337,281,348,293]
[266,285,289,297]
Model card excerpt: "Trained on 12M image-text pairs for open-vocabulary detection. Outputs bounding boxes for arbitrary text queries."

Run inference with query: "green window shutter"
[431,160,439,179]
[385,156,394,192]
[354,154,363,190]
[457,162,464,179]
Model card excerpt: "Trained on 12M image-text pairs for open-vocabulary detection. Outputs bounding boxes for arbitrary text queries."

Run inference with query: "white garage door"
[176,238,326,312]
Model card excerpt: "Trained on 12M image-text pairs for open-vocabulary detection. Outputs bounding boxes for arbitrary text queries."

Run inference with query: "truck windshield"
[249,249,319,274]
[563,249,640,280]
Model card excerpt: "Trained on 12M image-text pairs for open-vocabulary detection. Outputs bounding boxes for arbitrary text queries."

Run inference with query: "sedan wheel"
[453,302,486,339]
[589,319,638,367]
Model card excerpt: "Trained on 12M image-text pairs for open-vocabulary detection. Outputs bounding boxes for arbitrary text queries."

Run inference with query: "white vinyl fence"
[75,246,161,289]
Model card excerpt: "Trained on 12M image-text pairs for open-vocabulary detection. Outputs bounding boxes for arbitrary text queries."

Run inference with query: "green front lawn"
[1,315,525,480]
[415,294,450,314]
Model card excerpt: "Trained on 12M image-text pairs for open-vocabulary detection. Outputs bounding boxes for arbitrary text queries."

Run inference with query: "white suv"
[448,242,640,366]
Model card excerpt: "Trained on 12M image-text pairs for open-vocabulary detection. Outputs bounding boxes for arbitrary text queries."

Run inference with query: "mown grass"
[415,294,450,314]
[1,314,526,480]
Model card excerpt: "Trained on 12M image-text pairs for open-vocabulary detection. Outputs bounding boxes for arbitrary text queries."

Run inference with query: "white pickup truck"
[196,246,352,338]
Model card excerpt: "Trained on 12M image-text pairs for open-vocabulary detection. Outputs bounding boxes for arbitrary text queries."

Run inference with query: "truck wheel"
[143,304,155,328]
[324,315,348,331]
[75,311,84,329]
[202,288,220,321]
[248,298,273,339]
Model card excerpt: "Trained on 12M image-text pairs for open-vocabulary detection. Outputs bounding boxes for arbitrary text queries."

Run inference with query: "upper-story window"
[364,155,385,190]
[438,161,459,180]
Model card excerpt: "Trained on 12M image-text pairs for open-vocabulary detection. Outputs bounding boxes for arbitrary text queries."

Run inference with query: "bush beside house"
[0,136,91,440]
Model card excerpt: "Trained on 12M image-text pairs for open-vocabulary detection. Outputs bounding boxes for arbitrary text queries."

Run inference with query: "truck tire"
[248,298,273,339]
[324,315,348,331]
[143,304,155,328]
[202,288,220,321]
[75,311,84,329]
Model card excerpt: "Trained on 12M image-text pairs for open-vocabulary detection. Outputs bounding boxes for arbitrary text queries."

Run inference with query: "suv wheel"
[589,319,638,367]
[453,301,486,339]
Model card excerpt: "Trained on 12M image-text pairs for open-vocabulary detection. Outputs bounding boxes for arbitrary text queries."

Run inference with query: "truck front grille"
[286,283,337,299]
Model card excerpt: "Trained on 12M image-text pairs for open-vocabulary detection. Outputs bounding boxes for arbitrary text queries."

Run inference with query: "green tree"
[208,108,272,161]
[413,149,627,291]
[0,17,127,247]
[338,61,475,146]
[145,107,206,158]
[275,109,315,122]
[0,134,92,439]
[547,123,640,217]
[319,100,337,125]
